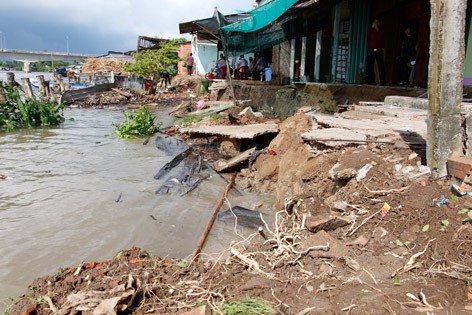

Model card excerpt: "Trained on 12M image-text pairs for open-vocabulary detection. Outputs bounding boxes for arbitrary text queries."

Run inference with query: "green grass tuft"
[219,298,274,315]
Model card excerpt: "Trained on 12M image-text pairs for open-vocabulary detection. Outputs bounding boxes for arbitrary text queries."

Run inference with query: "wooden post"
[0,82,6,103]
[427,0,467,178]
[36,75,48,97]
[6,72,16,87]
[54,73,66,92]
[314,31,322,82]
[289,39,295,81]
[330,3,341,83]
[300,36,307,80]
[191,172,236,262]
[21,77,35,99]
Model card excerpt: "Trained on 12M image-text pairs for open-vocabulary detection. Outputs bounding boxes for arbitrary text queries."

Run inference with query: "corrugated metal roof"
[294,0,321,9]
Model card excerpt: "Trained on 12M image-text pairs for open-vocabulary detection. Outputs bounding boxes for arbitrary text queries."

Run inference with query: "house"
[180,0,472,178]
[180,0,472,88]
[179,12,251,75]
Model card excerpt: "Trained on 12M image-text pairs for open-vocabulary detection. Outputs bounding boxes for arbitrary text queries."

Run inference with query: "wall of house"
[177,42,192,75]
[267,0,430,87]
[272,41,292,85]
[194,41,218,75]
[370,0,430,87]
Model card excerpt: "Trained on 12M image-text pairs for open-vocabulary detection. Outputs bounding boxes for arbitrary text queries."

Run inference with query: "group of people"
[185,18,415,86]
[233,54,268,80]
[367,17,417,87]
[186,52,269,81]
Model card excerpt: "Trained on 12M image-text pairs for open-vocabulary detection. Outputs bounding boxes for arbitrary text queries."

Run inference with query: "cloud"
[0,0,254,54]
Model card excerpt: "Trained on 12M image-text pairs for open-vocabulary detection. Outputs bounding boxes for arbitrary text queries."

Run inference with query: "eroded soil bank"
[4,80,472,314]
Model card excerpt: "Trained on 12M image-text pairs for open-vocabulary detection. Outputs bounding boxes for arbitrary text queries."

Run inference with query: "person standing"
[366,17,386,86]
[396,26,416,86]
[187,53,195,76]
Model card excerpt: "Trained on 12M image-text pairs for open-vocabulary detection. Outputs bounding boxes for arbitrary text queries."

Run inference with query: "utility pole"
[0,31,2,51]
[427,0,467,177]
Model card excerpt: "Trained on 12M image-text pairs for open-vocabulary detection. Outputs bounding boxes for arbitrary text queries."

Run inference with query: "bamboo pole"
[191,172,237,262]
[214,7,237,105]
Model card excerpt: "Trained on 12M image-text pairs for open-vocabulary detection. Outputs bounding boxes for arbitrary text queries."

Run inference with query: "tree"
[124,39,185,94]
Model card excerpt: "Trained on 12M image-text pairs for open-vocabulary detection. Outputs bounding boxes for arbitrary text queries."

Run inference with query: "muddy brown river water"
[0,107,273,309]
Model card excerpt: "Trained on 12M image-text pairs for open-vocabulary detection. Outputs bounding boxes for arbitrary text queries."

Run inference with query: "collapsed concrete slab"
[302,128,367,147]
[179,123,279,139]
[308,112,427,141]
[351,104,428,119]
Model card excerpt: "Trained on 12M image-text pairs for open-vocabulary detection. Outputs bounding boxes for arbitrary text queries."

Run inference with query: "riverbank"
[4,80,472,314]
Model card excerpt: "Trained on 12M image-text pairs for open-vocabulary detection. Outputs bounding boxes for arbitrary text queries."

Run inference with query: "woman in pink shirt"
[187,53,195,75]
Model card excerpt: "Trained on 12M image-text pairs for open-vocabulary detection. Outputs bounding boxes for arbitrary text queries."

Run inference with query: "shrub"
[113,105,161,138]
[0,82,64,132]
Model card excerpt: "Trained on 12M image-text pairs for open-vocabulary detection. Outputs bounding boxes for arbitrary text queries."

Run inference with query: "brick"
[447,156,472,171]
[449,168,470,180]
[447,156,472,179]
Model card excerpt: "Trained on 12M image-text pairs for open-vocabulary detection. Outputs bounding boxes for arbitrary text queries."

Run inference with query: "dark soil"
[5,87,472,315]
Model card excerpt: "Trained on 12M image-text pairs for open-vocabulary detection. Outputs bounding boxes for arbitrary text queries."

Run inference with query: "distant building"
[97,51,134,62]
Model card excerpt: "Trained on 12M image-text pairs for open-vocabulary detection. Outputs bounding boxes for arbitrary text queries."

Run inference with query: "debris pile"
[82,58,128,74]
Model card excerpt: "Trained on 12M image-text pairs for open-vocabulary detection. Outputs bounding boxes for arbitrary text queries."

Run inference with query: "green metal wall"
[347,0,371,84]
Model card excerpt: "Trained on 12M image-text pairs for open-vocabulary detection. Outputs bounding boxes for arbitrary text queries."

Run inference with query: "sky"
[0,0,256,55]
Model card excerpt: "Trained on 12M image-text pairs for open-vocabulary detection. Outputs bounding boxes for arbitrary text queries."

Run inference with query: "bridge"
[0,49,97,72]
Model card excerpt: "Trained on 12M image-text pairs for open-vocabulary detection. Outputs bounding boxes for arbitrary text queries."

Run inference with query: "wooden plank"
[213,147,256,172]
[60,82,117,104]
[186,101,234,116]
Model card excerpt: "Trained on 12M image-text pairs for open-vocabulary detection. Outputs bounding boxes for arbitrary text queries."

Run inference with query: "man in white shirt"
[236,55,249,79]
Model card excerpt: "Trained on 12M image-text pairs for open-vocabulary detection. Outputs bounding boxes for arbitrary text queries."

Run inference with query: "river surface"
[0,106,273,309]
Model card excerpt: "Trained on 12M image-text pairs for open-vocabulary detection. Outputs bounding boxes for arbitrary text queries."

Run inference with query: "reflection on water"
[0,107,273,307]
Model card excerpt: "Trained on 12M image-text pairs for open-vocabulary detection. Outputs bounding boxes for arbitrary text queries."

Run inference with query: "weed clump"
[0,82,64,131]
[113,105,161,138]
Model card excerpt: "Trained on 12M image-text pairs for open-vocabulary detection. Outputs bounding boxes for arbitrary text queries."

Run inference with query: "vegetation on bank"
[0,82,64,132]
[124,39,185,94]
[113,105,161,138]
[0,60,71,72]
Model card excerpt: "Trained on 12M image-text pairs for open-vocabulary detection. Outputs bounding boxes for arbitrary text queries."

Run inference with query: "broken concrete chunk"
[329,166,357,180]
[306,215,351,233]
[239,106,255,116]
[356,163,374,182]
[333,201,349,212]
[208,81,228,91]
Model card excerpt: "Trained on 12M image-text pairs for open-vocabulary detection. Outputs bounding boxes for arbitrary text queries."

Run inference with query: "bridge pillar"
[23,61,31,73]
